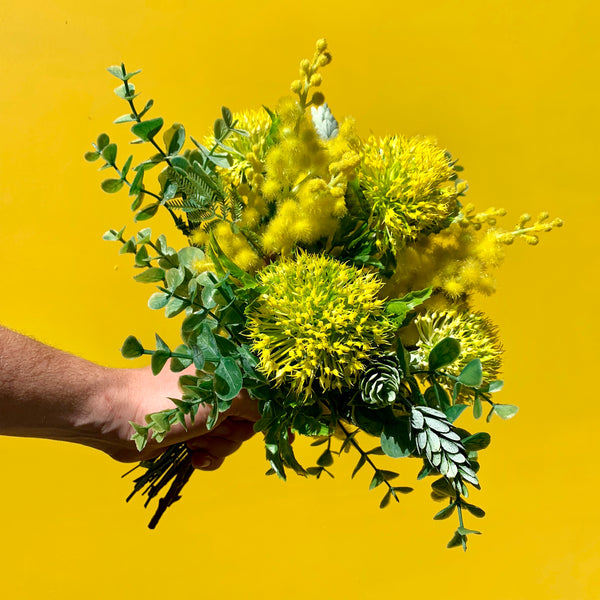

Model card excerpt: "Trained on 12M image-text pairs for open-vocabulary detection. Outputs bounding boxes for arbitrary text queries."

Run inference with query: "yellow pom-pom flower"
[412,310,503,398]
[359,135,464,253]
[246,252,394,402]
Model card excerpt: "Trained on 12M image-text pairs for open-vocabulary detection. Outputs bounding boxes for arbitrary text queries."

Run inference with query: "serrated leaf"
[429,338,461,371]
[133,267,165,283]
[494,404,519,419]
[131,117,164,142]
[458,359,483,388]
[121,335,144,359]
[101,178,124,193]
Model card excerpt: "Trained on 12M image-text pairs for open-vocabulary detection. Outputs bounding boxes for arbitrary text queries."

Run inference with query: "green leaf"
[170,345,193,372]
[178,246,205,271]
[166,267,185,290]
[380,419,411,458]
[190,345,205,370]
[96,133,110,151]
[151,350,170,375]
[122,155,133,178]
[119,239,136,254]
[293,414,331,437]
[433,502,456,520]
[201,285,218,309]
[131,117,164,142]
[101,178,124,193]
[462,432,491,452]
[352,455,366,478]
[369,471,384,490]
[84,151,100,162]
[473,395,483,419]
[129,167,144,196]
[213,118,226,139]
[102,228,124,241]
[135,204,159,221]
[214,357,243,401]
[114,82,137,100]
[462,502,486,518]
[494,404,519,420]
[107,65,125,79]
[165,296,187,318]
[458,359,483,388]
[380,490,392,509]
[221,106,233,127]
[386,287,432,316]
[457,526,481,536]
[317,449,334,467]
[444,404,468,423]
[121,335,144,359]
[429,337,461,371]
[139,99,154,118]
[102,143,117,165]
[131,431,147,452]
[447,531,465,550]
[148,292,169,310]
[431,477,457,499]
[133,267,165,283]
[164,123,186,155]
[114,113,136,124]
[480,379,504,394]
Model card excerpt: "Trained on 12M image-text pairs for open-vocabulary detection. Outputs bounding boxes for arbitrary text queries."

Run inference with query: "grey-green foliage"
[87,63,249,238]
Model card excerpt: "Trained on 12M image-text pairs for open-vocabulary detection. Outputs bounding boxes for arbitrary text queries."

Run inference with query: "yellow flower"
[412,310,503,399]
[359,135,465,253]
[246,252,394,401]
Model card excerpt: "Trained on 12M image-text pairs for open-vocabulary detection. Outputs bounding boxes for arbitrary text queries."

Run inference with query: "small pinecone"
[359,355,404,408]
[410,406,479,490]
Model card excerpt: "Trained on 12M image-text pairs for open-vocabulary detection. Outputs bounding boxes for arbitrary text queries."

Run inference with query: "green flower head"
[247,252,394,401]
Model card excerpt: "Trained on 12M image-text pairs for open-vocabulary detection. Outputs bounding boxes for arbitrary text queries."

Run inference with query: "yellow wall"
[0,1,597,598]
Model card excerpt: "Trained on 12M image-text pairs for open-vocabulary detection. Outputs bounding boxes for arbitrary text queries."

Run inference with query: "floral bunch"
[87,40,561,548]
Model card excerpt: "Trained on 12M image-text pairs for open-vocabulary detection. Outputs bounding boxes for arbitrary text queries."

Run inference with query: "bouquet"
[87,40,561,549]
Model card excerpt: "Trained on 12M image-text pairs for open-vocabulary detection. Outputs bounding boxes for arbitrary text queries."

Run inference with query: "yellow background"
[0,1,597,598]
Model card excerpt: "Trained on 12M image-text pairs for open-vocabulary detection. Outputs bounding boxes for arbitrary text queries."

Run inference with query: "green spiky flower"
[359,135,466,253]
[413,310,503,392]
[246,252,394,401]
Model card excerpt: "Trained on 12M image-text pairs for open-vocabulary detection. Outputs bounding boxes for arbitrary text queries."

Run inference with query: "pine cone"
[410,406,479,489]
[359,355,404,408]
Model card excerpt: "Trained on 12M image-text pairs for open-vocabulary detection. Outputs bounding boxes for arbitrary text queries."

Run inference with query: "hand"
[94,366,260,469]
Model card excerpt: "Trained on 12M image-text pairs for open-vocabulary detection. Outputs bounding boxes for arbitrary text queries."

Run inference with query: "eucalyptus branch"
[337,421,400,504]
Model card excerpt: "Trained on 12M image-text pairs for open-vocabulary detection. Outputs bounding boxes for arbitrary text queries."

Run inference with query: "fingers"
[187,417,257,471]
[227,389,261,422]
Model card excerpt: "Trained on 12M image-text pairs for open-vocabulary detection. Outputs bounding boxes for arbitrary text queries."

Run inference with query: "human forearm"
[0,326,113,443]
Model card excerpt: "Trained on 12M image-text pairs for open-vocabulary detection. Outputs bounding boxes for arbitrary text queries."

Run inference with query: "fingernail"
[196,456,211,469]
